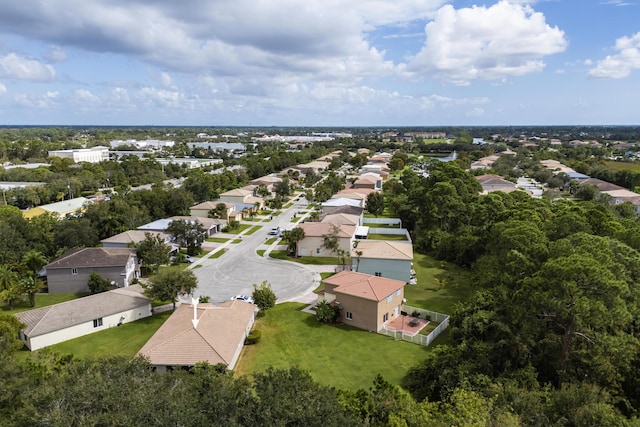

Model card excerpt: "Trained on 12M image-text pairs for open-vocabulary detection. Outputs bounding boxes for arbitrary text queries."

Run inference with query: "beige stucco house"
[189,201,235,219]
[321,271,406,332]
[137,299,256,371]
[15,285,152,351]
[296,223,356,257]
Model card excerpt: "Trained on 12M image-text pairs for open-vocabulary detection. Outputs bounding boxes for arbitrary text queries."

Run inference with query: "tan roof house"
[321,213,361,226]
[101,230,175,250]
[44,247,140,293]
[476,174,518,194]
[353,241,413,282]
[218,187,264,210]
[297,223,356,257]
[189,201,235,220]
[15,285,151,350]
[137,299,256,372]
[321,271,406,332]
[353,175,382,190]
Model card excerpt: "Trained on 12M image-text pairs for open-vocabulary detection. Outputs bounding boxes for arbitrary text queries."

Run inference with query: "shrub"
[316,300,339,324]
[252,281,277,312]
[411,310,421,318]
[245,329,261,345]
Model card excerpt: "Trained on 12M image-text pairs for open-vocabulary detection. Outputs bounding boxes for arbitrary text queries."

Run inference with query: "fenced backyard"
[379,304,449,347]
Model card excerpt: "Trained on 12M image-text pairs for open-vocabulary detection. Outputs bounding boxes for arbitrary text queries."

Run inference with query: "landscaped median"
[268,250,342,265]
[235,303,429,391]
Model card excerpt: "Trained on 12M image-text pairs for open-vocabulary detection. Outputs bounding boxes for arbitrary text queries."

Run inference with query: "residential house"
[15,285,152,351]
[218,187,264,210]
[44,247,139,293]
[22,196,91,220]
[101,230,178,254]
[137,299,256,371]
[353,174,382,190]
[190,201,235,220]
[321,198,364,214]
[138,216,224,237]
[321,271,406,332]
[321,213,361,226]
[476,174,519,194]
[249,175,283,193]
[321,204,365,218]
[296,223,356,257]
[352,241,413,282]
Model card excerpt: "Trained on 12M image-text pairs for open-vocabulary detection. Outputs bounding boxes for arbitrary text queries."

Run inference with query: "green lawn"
[223,224,252,234]
[42,311,172,358]
[291,217,301,222]
[603,161,640,173]
[404,253,472,314]
[265,237,278,245]
[236,303,429,391]
[231,239,242,244]
[244,225,262,235]
[206,237,230,243]
[209,249,225,259]
[366,233,408,241]
[256,250,266,257]
[269,250,342,265]
[2,292,89,313]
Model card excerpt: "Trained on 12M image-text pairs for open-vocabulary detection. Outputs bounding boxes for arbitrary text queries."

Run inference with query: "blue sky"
[0,0,638,126]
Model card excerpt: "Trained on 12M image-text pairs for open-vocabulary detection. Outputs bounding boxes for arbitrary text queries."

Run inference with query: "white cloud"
[159,72,174,89]
[73,89,101,106]
[14,91,58,108]
[588,32,640,78]
[406,1,567,84]
[45,45,67,62]
[0,83,6,95]
[466,107,485,117]
[0,53,55,81]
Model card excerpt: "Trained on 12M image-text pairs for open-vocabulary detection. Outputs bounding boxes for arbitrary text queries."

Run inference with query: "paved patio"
[385,315,429,336]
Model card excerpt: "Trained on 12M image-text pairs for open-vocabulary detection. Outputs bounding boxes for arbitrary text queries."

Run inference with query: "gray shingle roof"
[15,285,150,337]
[45,247,137,269]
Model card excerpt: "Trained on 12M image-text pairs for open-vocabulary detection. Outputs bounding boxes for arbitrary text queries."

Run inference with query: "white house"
[15,285,152,351]
[48,146,109,164]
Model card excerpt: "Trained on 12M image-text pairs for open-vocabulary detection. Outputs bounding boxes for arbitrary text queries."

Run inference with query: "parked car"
[184,255,195,263]
[231,295,255,304]
[269,226,280,235]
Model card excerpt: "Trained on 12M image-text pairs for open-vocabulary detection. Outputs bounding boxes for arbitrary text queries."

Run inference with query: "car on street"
[230,295,255,304]
[269,226,280,235]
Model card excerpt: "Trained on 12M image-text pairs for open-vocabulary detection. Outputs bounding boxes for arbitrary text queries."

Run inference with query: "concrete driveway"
[188,196,321,304]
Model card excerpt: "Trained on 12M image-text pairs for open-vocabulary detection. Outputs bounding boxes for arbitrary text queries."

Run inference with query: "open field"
[603,161,640,173]
[235,303,430,391]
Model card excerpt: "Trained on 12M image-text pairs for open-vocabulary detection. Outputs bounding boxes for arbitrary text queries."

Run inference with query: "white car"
[269,226,280,235]
[231,295,255,304]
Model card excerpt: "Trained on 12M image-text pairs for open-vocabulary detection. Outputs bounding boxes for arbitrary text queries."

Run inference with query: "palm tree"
[19,276,45,307]
[282,227,305,257]
[0,285,22,310]
[22,250,48,278]
[0,266,20,309]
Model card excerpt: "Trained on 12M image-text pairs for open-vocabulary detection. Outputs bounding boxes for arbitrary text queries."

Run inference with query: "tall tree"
[281,227,305,256]
[365,191,385,217]
[144,269,198,310]
[136,233,171,273]
[166,219,206,255]
[19,276,45,307]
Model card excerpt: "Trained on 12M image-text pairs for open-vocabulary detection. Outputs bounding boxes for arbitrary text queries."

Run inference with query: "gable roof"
[324,271,406,301]
[321,198,362,208]
[190,201,225,210]
[15,285,150,337]
[101,230,170,245]
[321,213,360,226]
[46,247,137,269]
[322,205,364,216]
[299,222,356,238]
[219,188,252,197]
[137,300,255,367]
[581,178,625,192]
[353,240,413,260]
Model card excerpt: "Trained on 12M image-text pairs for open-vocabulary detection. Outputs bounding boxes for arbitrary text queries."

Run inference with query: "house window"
[387,295,393,303]
[316,248,321,254]
[345,312,353,320]
[71,268,78,275]
[374,272,382,277]
[396,289,401,297]
[383,313,389,323]
[93,318,103,328]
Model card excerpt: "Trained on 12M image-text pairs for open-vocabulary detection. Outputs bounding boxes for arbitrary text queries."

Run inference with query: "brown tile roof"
[353,241,413,260]
[299,222,356,238]
[324,271,405,301]
[322,205,364,217]
[46,247,137,269]
[137,300,255,368]
[191,201,224,210]
[354,175,379,185]
[220,188,252,197]
[15,285,150,337]
[581,178,625,192]
[321,213,360,226]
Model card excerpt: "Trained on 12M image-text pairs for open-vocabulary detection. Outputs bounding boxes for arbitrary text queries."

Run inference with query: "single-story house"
[297,223,356,257]
[137,299,256,371]
[189,201,235,220]
[44,247,140,293]
[321,271,406,332]
[352,240,413,282]
[218,188,264,209]
[100,230,177,253]
[476,174,519,194]
[321,198,364,214]
[138,216,225,237]
[353,175,382,190]
[22,196,91,220]
[15,285,152,351]
[321,213,361,226]
[321,204,365,218]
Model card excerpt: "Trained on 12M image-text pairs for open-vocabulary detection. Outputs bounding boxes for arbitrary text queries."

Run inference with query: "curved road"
[188,197,320,304]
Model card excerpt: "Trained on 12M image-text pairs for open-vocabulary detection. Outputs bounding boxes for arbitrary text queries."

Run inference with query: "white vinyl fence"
[379,305,449,347]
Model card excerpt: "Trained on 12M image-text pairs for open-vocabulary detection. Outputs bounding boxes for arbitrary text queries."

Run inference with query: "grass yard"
[256,250,266,257]
[42,311,172,358]
[603,161,640,173]
[236,303,429,391]
[223,224,252,234]
[244,225,262,235]
[209,249,226,259]
[366,233,408,241]
[2,292,89,313]
[265,237,278,245]
[206,237,230,243]
[232,239,242,244]
[404,253,472,314]
[291,217,301,222]
[269,250,342,265]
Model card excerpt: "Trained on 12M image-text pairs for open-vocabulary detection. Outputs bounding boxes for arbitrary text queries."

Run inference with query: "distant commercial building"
[48,146,109,164]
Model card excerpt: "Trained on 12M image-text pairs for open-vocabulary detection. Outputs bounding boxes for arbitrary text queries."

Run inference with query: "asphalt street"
[188,197,321,304]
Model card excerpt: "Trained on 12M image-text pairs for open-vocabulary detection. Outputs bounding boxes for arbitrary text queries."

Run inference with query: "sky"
[0,0,638,127]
